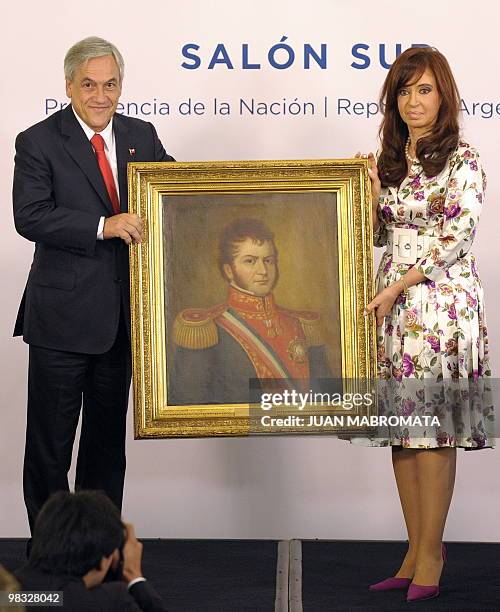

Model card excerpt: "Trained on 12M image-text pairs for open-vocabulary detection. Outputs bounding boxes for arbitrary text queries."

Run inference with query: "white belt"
[386,228,430,265]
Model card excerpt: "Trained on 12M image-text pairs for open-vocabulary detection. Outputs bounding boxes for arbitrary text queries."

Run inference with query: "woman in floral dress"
[360,47,493,602]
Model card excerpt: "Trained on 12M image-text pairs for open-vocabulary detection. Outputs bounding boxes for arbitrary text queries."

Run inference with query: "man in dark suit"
[13,36,174,532]
[15,490,168,611]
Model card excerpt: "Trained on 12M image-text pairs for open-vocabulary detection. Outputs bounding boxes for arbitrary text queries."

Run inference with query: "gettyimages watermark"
[259,388,440,430]
[248,378,497,445]
[259,388,374,411]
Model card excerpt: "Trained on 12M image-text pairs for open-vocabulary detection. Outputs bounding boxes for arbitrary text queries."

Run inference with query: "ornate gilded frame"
[128,160,376,438]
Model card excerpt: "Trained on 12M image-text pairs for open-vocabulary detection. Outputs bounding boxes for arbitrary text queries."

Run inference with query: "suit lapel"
[61,105,114,215]
[113,114,133,213]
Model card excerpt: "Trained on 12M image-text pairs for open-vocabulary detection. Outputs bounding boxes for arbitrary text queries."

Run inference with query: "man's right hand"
[103,213,143,245]
[121,522,144,583]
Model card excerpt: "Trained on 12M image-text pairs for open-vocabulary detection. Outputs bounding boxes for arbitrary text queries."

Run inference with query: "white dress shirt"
[71,106,120,239]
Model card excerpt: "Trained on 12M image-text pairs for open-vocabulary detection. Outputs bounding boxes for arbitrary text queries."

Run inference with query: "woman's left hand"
[365,284,401,326]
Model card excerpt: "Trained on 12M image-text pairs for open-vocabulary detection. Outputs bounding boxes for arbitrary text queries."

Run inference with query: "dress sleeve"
[373,188,393,247]
[414,146,485,282]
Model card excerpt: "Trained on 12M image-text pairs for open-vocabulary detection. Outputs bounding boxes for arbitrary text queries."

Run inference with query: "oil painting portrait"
[128,160,375,437]
[164,193,341,406]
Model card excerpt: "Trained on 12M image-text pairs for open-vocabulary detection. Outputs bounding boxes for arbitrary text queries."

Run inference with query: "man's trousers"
[23,316,131,532]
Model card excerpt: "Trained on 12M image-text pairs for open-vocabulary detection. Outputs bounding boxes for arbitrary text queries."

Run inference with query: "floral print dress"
[371,141,494,448]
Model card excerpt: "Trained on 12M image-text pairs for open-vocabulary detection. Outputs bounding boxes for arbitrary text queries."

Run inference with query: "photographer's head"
[29,491,124,578]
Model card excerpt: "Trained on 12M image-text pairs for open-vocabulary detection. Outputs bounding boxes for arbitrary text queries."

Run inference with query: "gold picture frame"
[128,160,376,438]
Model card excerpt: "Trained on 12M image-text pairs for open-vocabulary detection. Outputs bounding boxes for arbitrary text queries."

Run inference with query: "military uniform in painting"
[170,285,331,405]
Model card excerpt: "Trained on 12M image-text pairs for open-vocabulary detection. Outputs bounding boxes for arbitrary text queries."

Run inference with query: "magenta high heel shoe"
[369,543,418,591]
[406,544,446,603]
[369,576,412,591]
[406,583,439,601]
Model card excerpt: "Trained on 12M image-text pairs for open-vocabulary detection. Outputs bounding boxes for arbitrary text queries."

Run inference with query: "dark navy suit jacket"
[13,105,174,353]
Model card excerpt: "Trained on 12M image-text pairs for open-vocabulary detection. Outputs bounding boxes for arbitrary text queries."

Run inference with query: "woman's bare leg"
[392,447,420,578]
[412,447,457,585]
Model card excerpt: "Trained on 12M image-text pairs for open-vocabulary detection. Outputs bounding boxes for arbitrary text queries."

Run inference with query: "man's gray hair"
[64,36,125,82]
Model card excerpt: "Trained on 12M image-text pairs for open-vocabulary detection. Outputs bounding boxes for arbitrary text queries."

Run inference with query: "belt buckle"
[391,227,418,264]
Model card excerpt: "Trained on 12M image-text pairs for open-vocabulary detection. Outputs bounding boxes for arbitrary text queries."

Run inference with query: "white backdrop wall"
[1,0,499,539]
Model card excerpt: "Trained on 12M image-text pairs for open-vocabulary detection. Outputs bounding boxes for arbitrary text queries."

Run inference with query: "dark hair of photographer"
[28,490,124,577]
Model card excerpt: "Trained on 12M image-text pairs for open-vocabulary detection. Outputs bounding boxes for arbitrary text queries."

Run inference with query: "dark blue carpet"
[302,540,500,612]
[2,539,499,610]
[0,539,277,611]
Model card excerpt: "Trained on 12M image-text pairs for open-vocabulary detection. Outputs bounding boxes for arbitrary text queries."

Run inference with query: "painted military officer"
[170,218,332,405]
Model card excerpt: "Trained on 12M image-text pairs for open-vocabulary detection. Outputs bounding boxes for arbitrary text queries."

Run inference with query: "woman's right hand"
[355,152,381,209]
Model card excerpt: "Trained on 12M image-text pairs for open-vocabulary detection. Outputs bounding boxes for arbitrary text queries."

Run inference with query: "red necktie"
[91,133,120,215]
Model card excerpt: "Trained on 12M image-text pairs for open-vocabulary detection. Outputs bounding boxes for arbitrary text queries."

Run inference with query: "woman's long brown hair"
[378,47,460,187]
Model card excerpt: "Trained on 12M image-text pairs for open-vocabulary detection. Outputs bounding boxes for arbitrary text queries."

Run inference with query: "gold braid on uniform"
[298,315,323,347]
[173,309,219,349]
